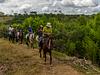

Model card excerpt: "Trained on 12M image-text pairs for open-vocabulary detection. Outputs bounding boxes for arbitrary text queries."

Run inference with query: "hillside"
[0,16,13,23]
[0,38,84,75]
[0,38,100,75]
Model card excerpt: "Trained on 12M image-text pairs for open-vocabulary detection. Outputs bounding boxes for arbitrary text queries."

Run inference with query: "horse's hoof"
[43,55,45,58]
[50,63,52,65]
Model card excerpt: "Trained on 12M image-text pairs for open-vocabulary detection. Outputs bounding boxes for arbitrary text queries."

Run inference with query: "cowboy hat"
[46,22,52,28]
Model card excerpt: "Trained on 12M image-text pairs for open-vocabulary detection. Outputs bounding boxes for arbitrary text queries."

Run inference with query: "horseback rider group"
[8,22,53,64]
[37,22,52,48]
[8,22,52,46]
[37,22,53,64]
[8,25,23,43]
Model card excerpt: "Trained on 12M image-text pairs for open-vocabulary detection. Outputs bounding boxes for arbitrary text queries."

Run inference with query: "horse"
[38,36,43,58]
[8,30,12,41]
[25,33,34,48]
[16,30,24,44]
[39,35,53,65]
[8,28,16,43]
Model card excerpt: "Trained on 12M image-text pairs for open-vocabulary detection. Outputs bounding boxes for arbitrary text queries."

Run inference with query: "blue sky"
[0,0,100,15]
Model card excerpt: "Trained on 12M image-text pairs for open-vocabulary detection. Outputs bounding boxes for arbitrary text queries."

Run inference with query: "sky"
[0,0,100,15]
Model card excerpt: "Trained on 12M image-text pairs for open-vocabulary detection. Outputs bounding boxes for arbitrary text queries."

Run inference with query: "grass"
[52,50,100,75]
[0,39,42,75]
[52,50,67,60]
[0,38,100,75]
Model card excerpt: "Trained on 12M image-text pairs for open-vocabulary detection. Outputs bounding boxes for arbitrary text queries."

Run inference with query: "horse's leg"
[32,40,34,49]
[12,37,14,43]
[26,39,28,45]
[44,49,46,63]
[10,35,12,42]
[31,42,33,48]
[16,37,18,42]
[19,37,21,44]
[43,48,45,58]
[20,38,22,44]
[21,37,23,44]
[9,35,10,41]
[11,35,13,42]
[9,35,12,41]
[39,48,42,58]
[39,42,43,58]
[49,50,52,65]
[11,33,14,43]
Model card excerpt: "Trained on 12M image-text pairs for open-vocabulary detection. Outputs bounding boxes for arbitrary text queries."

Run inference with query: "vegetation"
[0,13,100,67]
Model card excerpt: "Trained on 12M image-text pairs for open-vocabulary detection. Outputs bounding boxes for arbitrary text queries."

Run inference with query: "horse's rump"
[29,33,34,43]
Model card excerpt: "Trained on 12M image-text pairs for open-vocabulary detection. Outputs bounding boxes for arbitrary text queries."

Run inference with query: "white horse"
[25,33,34,48]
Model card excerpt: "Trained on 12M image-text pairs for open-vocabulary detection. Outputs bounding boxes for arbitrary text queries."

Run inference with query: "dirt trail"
[0,39,84,75]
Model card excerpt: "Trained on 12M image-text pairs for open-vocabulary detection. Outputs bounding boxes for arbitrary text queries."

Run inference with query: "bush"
[1,13,100,66]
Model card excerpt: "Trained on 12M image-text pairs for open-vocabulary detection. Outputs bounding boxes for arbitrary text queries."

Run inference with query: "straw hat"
[40,25,43,27]
[46,22,52,28]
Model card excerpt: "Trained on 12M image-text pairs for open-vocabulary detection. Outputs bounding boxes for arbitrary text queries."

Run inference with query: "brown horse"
[8,28,16,43]
[16,30,23,44]
[39,35,53,65]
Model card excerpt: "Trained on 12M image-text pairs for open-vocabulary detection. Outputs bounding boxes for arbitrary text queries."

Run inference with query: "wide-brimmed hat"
[40,25,43,27]
[46,22,52,28]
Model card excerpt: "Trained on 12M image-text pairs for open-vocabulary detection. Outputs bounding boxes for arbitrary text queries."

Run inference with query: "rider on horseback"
[8,25,14,40]
[37,25,43,48]
[43,22,52,49]
[42,23,53,64]
[28,25,33,39]
[43,22,52,37]
[28,25,33,34]
[8,25,13,35]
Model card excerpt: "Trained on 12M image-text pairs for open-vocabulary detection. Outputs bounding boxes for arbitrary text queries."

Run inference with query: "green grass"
[52,50,100,75]
[0,39,100,75]
[52,50,67,60]
[0,39,42,75]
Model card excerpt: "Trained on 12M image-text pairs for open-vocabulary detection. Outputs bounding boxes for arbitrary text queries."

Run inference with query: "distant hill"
[0,12,13,23]
[0,12,4,16]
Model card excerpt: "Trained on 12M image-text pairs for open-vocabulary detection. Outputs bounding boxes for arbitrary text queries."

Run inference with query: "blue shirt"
[28,27,33,33]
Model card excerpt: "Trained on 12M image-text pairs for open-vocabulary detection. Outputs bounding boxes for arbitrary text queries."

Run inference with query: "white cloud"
[42,6,49,12]
[61,0,97,7]
[61,0,74,6]
[79,0,97,7]
[0,0,99,14]
[92,5,100,12]
[19,4,32,10]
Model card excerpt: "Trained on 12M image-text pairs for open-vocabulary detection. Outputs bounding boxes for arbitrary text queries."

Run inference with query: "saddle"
[43,34,52,49]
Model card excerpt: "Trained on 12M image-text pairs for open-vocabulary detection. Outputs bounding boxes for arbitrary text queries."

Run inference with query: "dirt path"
[0,39,84,75]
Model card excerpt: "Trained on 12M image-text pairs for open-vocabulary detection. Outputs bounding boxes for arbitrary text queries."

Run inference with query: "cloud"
[19,4,32,10]
[42,6,49,12]
[60,0,97,7]
[92,5,100,12]
[0,0,5,3]
[61,0,74,6]
[0,0,99,15]
[78,0,97,7]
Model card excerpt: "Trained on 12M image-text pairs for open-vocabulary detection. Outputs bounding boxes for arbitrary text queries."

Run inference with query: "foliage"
[0,13,100,66]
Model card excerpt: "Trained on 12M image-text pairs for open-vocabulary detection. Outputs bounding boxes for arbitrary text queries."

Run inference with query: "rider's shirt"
[37,27,43,37]
[43,27,52,35]
[8,27,14,34]
[28,27,33,33]
[8,27,13,31]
